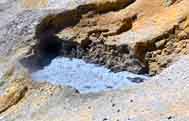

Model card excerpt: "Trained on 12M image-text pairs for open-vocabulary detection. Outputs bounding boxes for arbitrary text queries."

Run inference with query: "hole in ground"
[20,34,149,93]
[31,56,148,93]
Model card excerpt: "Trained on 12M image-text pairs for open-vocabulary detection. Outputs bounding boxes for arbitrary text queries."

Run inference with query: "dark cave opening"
[21,32,148,75]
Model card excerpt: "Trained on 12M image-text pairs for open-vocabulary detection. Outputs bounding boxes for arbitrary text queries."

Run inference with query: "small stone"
[112,103,116,107]
[155,50,162,55]
[127,77,144,83]
[117,109,121,113]
[88,106,91,109]
[130,99,134,103]
[103,118,108,121]
[167,116,173,120]
[155,39,167,49]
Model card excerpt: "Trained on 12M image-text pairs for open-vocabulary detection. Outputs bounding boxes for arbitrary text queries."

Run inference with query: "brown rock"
[0,80,28,113]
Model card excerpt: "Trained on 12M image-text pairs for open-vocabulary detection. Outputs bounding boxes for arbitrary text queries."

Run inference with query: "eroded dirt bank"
[22,0,189,75]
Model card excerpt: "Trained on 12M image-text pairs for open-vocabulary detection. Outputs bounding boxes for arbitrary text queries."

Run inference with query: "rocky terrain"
[1,0,189,120]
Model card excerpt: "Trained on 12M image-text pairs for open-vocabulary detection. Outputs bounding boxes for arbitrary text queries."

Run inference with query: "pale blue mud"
[32,57,149,93]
